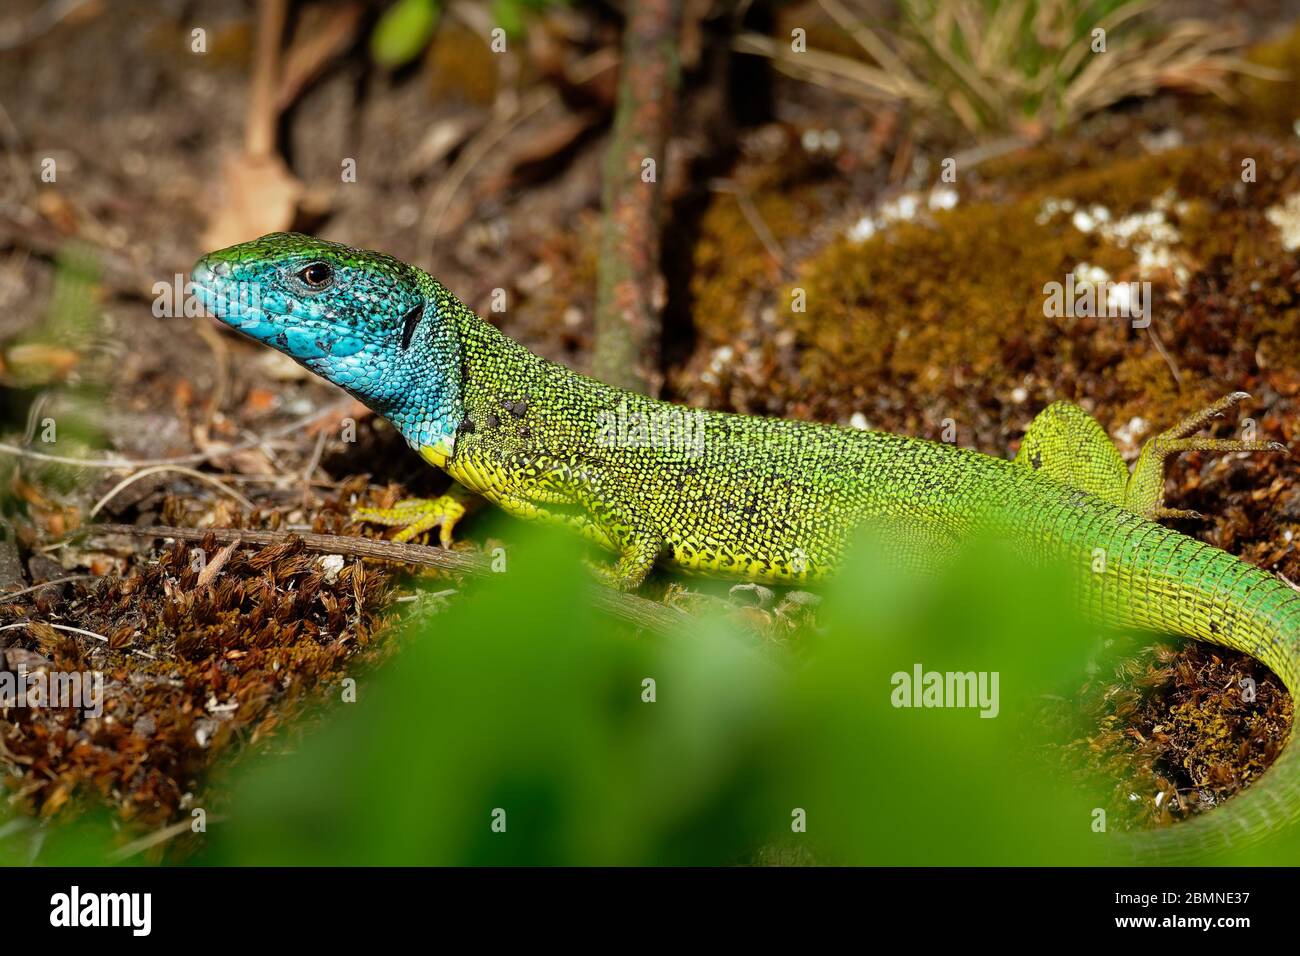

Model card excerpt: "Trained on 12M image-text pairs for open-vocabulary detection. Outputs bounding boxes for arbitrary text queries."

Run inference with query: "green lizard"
[192,232,1295,861]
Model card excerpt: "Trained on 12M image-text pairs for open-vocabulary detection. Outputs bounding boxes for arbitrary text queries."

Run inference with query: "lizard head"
[191,232,465,454]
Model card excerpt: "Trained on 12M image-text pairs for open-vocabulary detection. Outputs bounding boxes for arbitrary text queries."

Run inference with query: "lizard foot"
[353,493,469,547]
[1148,508,1205,521]
[585,537,662,591]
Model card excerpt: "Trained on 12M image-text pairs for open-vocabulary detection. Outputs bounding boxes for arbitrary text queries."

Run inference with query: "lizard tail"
[1114,523,1300,862]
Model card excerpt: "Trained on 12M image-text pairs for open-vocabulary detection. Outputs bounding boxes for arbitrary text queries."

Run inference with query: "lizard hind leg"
[1125,391,1288,520]
[1014,401,1129,507]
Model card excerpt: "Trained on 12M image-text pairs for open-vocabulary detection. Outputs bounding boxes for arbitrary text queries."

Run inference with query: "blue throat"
[311,299,466,455]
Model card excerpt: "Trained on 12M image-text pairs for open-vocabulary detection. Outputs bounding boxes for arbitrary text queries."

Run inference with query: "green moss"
[783,192,1149,427]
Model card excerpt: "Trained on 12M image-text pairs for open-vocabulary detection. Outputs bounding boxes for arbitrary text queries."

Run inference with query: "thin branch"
[0,575,95,603]
[710,180,788,275]
[1146,322,1184,389]
[592,0,684,395]
[108,815,227,863]
[0,618,158,660]
[89,465,256,517]
[0,620,106,642]
[247,0,288,159]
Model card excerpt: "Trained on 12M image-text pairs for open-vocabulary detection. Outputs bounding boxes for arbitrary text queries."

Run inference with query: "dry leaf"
[201,152,304,251]
[195,539,241,590]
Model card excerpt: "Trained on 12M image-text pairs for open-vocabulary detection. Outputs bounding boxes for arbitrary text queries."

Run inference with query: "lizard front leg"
[352,484,476,546]
[452,449,663,590]
[523,457,664,590]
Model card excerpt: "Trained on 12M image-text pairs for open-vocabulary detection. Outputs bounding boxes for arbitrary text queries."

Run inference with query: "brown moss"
[785,192,1150,429]
[0,476,471,854]
[763,139,1300,426]
[1045,640,1292,830]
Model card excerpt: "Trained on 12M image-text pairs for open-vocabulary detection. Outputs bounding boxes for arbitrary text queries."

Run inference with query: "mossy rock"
[682,137,1300,432]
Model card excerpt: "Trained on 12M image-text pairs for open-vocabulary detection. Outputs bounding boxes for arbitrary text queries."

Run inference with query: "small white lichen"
[847,189,957,243]
[1265,193,1300,251]
[847,216,877,243]
[928,187,959,211]
[1072,262,1111,286]
[1050,194,1190,288]
[1106,282,1133,314]
[317,554,346,584]
[882,193,920,222]
[1114,416,1150,458]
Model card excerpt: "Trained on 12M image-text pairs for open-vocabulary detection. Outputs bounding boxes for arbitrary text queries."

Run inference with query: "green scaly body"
[192,233,1298,861]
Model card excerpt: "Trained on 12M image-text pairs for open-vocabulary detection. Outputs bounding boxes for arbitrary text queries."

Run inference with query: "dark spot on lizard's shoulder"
[1030,450,1042,470]
[459,417,475,434]
[518,425,531,438]
[509,398,528,418]
[484,412,499,429]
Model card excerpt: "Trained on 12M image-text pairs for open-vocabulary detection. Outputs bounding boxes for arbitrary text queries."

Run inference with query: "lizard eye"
[297,262,333,289]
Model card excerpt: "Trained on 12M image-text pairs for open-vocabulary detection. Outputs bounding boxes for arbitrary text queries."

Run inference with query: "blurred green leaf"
[370,0,441,69]
[201,525,780,865]
[491,0,567,40]
[195,524,1132,865]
